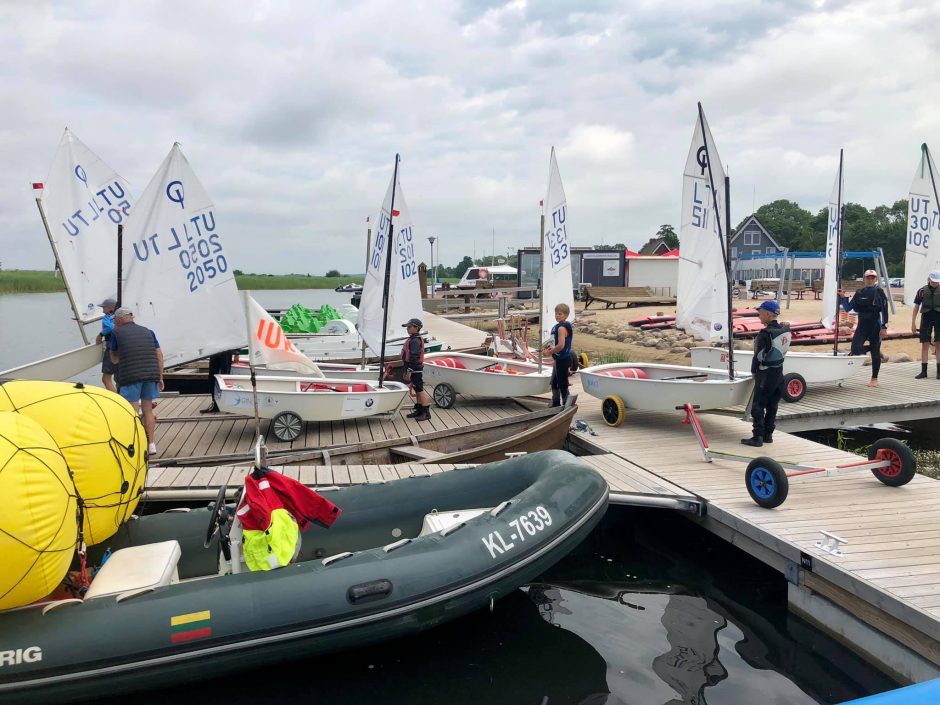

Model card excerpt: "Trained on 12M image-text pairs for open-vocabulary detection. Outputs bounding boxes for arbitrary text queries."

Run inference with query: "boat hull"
[580,363,753,412]
[424,352,552,398]
[213,375,408,421]
[690,347,865,385]
[0,451,608,704]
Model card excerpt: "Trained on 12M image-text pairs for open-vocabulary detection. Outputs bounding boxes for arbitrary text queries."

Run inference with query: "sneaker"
[148,442,157,455]
[740,437,763,447]
[915,371,928,379]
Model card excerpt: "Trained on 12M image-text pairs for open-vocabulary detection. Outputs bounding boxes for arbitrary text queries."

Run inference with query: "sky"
[2,0,938,275]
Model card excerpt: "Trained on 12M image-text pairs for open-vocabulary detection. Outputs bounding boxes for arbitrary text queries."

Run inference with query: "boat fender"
[347,579,393,605]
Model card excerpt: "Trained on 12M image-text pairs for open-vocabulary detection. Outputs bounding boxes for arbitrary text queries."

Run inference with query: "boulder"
[889,353,912,363]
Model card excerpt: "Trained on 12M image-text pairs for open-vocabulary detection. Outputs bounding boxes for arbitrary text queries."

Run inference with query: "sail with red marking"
[243,293,322,376]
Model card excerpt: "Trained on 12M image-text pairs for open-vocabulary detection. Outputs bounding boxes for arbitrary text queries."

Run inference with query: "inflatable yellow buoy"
[0,411,78,610]
[0,381,147,545]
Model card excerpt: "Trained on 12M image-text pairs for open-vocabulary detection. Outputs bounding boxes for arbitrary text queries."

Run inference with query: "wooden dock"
[714,361,940,431]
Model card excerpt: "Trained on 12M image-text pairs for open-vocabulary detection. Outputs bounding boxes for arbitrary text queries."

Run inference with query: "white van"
[455,265,518,289]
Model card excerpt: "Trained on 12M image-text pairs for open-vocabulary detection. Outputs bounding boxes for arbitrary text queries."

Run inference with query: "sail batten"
[120,144,245,367]
[39,128,134,321]
[676,106,729,343]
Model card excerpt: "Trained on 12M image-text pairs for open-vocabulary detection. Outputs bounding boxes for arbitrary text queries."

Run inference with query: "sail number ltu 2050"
[481,506,553,559]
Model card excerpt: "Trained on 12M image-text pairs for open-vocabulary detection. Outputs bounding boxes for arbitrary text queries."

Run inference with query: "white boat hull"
[213,374,408,421]
[689,347,865,385]
[0,344,103,381]
[423,352,552,398]
[580,363,753,412]
[229,361,380,381]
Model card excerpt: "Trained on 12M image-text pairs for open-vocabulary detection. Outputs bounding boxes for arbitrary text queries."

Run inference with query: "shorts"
[409,370,424,393]
[920,313,940,343]
[101,347,117,374]
[119,381,161,403]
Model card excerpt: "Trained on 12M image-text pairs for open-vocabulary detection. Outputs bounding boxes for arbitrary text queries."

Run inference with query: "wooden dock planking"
[714,361,940,431]
[566,377,940,651]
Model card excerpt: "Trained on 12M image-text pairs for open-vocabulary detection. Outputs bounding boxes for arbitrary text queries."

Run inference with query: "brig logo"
[0,646,42,666]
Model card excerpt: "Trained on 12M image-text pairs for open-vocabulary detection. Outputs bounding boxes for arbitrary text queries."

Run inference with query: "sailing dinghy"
[690,149,864,401]
[904,143,940,307]
[581,104,752,424]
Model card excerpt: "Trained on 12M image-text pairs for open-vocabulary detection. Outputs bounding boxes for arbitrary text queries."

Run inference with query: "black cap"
[402,318,423,328]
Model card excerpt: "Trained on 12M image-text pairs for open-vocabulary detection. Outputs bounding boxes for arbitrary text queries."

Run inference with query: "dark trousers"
[850,318,882,378]
[751,367,783,437]
[550,355,570,406]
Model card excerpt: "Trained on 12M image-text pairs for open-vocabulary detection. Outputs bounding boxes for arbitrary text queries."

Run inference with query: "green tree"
[454,256,475,278]
[752,200,816,250]
[656,224,679,249]
[325,269,341,277]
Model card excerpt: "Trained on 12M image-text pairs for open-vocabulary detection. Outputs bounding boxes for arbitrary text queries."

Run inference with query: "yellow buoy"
[0,411,78,610]
[0,381,147,545]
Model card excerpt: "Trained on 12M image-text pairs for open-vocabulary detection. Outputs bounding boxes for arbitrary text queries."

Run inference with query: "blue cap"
[756,300,780,314]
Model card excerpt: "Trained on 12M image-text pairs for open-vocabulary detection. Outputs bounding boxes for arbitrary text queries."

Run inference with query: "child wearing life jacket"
[402,318,432,421]
[541,303,573,407]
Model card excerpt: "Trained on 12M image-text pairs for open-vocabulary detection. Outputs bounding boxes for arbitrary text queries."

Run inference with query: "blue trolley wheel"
[745,457,789,509]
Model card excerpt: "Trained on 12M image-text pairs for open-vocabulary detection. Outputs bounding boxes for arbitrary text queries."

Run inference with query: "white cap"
[863,269,878,278]
[929,270,940,284]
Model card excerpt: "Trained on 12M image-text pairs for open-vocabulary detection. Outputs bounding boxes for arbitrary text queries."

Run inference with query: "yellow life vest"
[241,508,300,571]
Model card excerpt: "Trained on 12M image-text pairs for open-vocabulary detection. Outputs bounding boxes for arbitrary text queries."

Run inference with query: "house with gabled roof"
[729,215,782,262]
[638,237,672,256]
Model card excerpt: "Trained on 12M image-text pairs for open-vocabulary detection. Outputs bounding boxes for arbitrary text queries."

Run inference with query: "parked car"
[889,277,904,288]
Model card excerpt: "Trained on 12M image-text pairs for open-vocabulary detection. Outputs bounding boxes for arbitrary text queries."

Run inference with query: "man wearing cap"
[742,300,790,447]
[94,298,118,392]
[401,318,432,422]
[912,269,940,379]
[839,270,889,387]
[109,307,164,455]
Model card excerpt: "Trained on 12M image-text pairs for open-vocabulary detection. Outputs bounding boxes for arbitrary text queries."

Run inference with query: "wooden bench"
[812,279,864,300]
[581,286,676,309]
[749,279,780,298]
[783,280,806,299]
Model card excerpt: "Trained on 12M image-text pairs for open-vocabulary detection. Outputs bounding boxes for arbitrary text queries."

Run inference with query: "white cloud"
[1,0,937,274]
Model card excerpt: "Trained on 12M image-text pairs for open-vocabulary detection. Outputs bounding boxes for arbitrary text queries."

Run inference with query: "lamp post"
[427,236,436,298]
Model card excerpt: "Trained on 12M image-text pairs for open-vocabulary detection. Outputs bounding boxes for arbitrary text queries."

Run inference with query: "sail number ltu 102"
[481,506,553,559]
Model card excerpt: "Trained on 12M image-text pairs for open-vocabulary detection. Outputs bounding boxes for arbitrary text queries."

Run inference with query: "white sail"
[120,143,245,367]
[542,147,574,329]
[904,144,940,307]
[676,105,729,343]
[357,160,422,356]
[821,152,844,330]
[39,128,134,321]
[244,292,323,376]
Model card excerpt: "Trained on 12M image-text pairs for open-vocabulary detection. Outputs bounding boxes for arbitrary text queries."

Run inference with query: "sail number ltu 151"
[481,506,553,559]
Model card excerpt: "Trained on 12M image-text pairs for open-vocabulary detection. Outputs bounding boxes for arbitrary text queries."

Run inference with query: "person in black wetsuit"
[741,300,790,447]
[839,269,888,388]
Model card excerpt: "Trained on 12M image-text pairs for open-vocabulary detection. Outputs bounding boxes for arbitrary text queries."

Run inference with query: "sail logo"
[166,180,185,209]
[696,145,708,175]
[74,164,88,186]
[0,646,42,667]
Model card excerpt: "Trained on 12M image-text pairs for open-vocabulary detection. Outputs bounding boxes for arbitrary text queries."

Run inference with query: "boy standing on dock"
[742,300,790,447]
[402,318,432,422]
[542,303,573,407]
[838,270,889,387]
[912,269,940,379]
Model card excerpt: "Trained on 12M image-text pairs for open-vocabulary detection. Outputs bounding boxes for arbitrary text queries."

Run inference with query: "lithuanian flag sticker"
[170,610,212,643]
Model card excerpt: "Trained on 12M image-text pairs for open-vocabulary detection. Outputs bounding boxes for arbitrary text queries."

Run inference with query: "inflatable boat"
[0,450,608,704]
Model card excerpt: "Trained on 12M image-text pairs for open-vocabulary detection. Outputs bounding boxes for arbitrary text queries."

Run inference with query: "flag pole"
[241,290,264,465]
[34,191,90,344]
[378,154,401,389]
[833,149,844,357]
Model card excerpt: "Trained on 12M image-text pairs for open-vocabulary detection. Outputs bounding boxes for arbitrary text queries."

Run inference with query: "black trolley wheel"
[868,438,916,487]
[745,456,789,509]
[782,373,807,403]
[433,383,456,409]
[271,411,304,442]
[601,396,626,427]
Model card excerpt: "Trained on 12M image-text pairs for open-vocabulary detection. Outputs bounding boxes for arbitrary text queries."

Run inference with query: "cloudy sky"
[2,0,938,274]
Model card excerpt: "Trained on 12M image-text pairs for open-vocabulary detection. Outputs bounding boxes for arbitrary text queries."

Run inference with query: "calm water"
[4,291,901,703]
[83,510,896,705]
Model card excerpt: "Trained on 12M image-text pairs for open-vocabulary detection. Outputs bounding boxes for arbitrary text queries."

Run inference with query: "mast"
[360,223,371,369]
[833,149,844,356]
[116,224,124,307]
[241,291,264,461]
[34,195,90,344]
[724,175,734,379]
[377,154,400,388]
[537,209,545,374]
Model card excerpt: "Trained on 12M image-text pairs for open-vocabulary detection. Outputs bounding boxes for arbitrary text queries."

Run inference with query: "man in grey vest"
[109,307,164,456]
[912,269,940,379]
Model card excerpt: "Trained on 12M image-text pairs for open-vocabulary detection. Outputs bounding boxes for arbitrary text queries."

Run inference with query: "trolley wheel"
[577,352,590,369]
[868,438,916,487]
[271,411,304,442]
[601,396,626,427]
[432,383,456,409]
[745,457,789,509]
[782,373,807,403]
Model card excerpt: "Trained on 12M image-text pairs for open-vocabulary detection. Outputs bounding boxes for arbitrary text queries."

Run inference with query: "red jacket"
[236,470,342,532]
